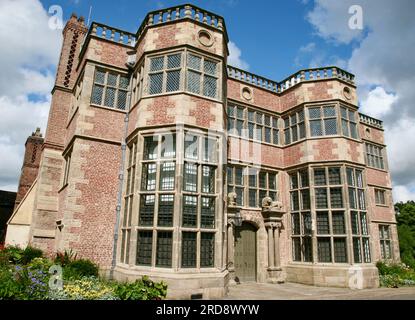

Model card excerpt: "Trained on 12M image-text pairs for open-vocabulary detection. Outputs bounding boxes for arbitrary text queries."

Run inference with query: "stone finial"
[32,127,42,137]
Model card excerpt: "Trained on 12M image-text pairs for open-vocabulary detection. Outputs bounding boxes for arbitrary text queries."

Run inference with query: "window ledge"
[90,103,128,113]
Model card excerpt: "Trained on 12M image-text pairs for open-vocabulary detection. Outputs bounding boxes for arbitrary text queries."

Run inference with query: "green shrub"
[21,246,43,265]
[4,246,24,264]
[63,259,99,279]
[376,260,415,287]
[0,266,22,299]
[54,249,77,267]
[113,276,167,300]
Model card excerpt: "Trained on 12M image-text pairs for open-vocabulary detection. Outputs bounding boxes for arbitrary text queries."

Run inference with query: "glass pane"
[284,128,291,144]
[107,73,117,86]
[136,231,153,266]
[259,172,267,188]
[332,211,345,234]
[202,165,215,193]
[150,56,164,71]
[204,60,217,76]
[235,167,243,185]
[203,137,216,162]
[346,168,355,186]
[303,237,313,262]
[117,90,128,110]
[334,238,347,263]
[317,212,329,234]
[353,238,362,263]
[184,162,198,192]
[265,127,271,143]
[201,233,215,267]
[235,187,244,206]
[94,70,105,84]
[301,189,310,210]
[269,173,277,190]
[330,187,343,208]
[167,53,181,69]
[203,75,217,98]
[328,167,341,185]
[119,76,129,89]
[310,120,323,136]
[104,87,116,107]
[143,136,158,160]
[350,123,358,139]
[363,237,371,262]
[188,54,202,70]
[291,213,300,235]
[299,123,306,139]
[342,119,349,137]
[273,129,279,144]
[314,168,326,185]
[351,211,359,234]
[91,84,104,105]
[141,163,157,191]
[360,212,368,235]
[156,231,172,267]
[302,212,312,235]
[161,134,176,158]
[187,70,201,94]
[249,189,258,207]
[349,188,357,209]
[324,118,337,135]
[291,191,299,211]
[292,238,301,261]
[139,194,155,226]
[158,194,174,226]
[184,134,198,160]
[166,70,181,92]
[149,72,163,94]
[309,108,321,119]
[290,173,298,189]
[182,195,197,227]
[323,106,336,117]
[317,238,332,262]
[160,161,175,191]
[201,197,215,228]
[181,232,197,267]
[340,107,348,119]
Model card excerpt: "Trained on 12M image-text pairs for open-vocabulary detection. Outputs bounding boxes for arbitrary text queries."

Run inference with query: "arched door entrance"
[234,221,257,282]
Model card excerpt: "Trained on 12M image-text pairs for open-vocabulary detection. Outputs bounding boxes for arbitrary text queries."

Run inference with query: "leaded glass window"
[91,69,129,110]
[379,225,392,259]
[181,232,197,267]
[340,106,358,139]
[156,231,172,267]
[365,143,385,169]
[309,105,338,137]
[186,53,218,99]
[148,53,182,95]
[136,231,153,266]
[284,109,306,145]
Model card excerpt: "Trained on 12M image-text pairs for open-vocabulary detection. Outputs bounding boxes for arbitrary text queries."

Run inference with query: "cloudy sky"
[1,0,414,202]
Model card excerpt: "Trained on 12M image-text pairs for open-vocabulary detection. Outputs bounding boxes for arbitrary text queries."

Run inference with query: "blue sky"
[38,0,353,81]
[1,0,415,202]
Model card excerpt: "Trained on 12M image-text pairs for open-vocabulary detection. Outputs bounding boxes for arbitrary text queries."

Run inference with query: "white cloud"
[393,185,415,204]
[228,41,249,70]
[360,86,398,119]
[305,0,415,202]
[0,0,62,191]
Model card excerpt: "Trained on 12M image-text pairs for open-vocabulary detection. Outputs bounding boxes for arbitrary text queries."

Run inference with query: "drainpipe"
[109,50,136,280]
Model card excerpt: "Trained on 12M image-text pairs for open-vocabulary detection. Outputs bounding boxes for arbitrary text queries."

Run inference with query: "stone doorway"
[234,221,257,282]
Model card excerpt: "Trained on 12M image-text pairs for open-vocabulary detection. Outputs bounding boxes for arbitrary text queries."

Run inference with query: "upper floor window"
[309,105,338,137]
[148,53,182,95]
[379,225,392,259]
[284,109,305,145]
[131,64,144,106]
[340,106,358,139]
[227,165,278,208]
[63,148,72,186]
[186,53,218,99]
[375,189,386,205]
[91,69,129,110]
[365,143,385,170]
[227,105,279,145]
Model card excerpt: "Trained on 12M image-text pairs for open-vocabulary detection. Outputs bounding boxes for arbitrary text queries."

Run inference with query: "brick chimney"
[14,128,44,209]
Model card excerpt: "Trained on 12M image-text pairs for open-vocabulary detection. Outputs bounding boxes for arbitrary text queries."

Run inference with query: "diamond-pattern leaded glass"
[136,231,153,265]
[91,85,103,105]
[324,118,337,135]
[201,233,214,267]
[95,70,105,85]
[203,75,217,98]
[323,106,336,117]
[167,53,182,69]
[119,76,129,89]
[310,120,323,136]
[188,54,202,71]
[166,70,180,92]
[156,231,172,267]
[309,108,321,119]
[181,232,197,267]
[204,60,217,76]
[187,70,201,94]
[149,73,163,95]
[117,90,127,110]
[104,87,116,107]
[150,56,164,71]
[107,73,117,86]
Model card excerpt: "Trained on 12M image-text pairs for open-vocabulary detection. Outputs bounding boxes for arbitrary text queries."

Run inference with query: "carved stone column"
[227,219,236,285]
[266,224,275,269]
[273,222,282,270]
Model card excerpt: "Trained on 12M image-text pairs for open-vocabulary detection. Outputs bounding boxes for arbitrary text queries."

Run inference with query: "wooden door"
[234,222,257,282]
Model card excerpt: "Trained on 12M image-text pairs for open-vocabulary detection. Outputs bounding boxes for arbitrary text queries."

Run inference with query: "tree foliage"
[395,201,415,268]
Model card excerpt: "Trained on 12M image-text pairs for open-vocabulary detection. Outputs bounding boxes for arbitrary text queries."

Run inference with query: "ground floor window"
[379,225,392,260]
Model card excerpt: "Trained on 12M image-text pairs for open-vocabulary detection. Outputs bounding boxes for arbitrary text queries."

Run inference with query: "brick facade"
[7,4,398,298]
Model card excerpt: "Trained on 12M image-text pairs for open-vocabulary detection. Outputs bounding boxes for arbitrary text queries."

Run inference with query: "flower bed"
[376,261,415,288]
[0,245,167,300]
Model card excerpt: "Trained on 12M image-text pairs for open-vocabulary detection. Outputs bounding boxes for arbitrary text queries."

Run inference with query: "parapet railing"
[136,4,226,39]
[227,65,356,94]
[359,113,383,129]
[89,23,137,47]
